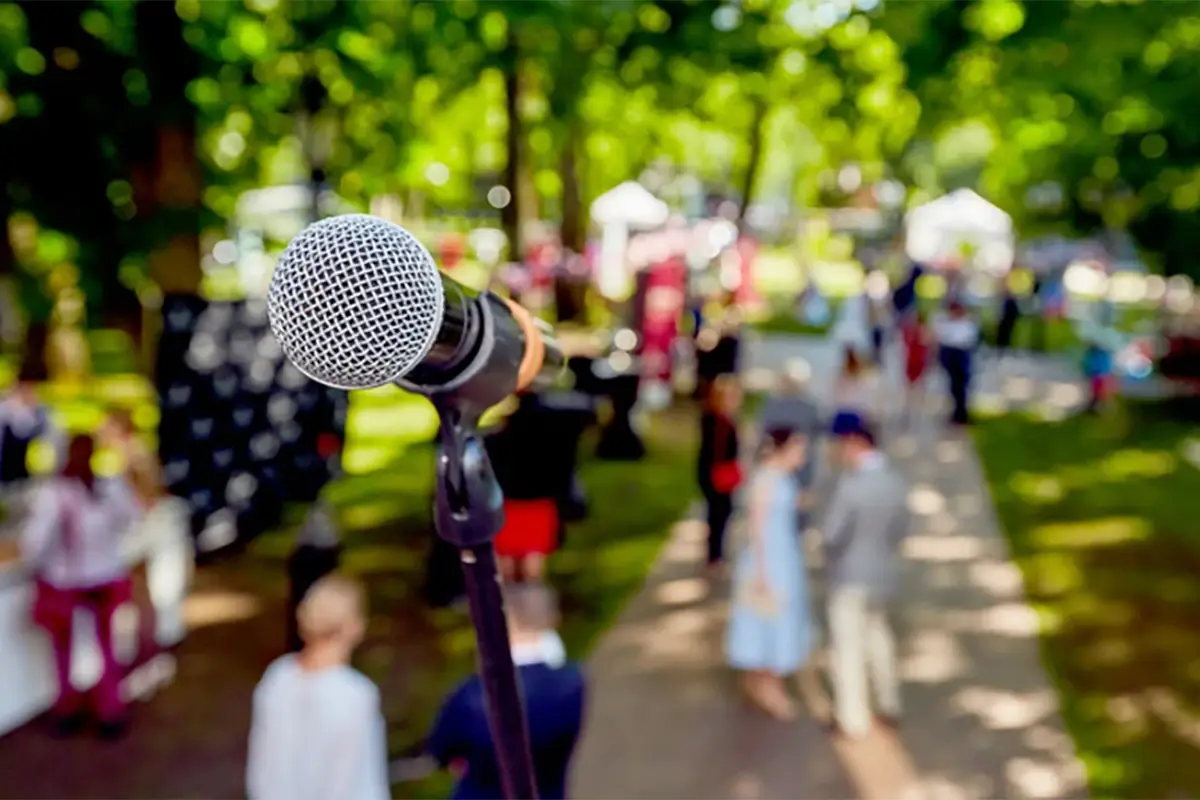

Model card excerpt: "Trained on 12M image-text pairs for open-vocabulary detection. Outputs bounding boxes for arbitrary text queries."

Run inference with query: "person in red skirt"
[901,310,933,425]
[486,394,564,582]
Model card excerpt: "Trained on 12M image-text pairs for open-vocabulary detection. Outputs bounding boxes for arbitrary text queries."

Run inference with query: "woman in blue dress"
[726,427,815,720]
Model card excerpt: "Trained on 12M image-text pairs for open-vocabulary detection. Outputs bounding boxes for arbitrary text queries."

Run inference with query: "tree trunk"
[736,99,770,234]
[0,197,20,353]
[501,37,522,262]
[559,121,584,254]
[132,2,202,298]
[555,121,588,323]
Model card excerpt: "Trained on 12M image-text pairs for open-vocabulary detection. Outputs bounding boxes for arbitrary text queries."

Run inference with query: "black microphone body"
[397,272,564,417]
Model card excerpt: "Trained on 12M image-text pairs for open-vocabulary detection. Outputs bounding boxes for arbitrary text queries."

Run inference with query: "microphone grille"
[267,214,445,390]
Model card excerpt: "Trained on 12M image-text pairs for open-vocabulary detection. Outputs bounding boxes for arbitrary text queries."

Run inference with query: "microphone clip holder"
[431,398,539,800]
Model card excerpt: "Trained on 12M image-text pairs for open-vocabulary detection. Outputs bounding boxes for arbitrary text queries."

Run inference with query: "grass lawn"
[973,403,1200,798]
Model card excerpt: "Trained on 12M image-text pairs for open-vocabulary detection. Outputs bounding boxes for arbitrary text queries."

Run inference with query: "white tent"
[904,189,1014,274]
[590,182,670,299]
[590,181,670,229]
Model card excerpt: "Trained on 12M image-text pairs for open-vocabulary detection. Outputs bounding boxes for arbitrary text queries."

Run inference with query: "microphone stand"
[432,398,539,800]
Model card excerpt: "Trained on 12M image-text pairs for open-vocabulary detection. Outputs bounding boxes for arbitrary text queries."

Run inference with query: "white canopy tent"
[590,181,670,229]
[904,189,1014,275]
[590,181,670,299]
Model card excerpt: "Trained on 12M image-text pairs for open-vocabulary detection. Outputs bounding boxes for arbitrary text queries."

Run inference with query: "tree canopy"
[0,0,1197,330]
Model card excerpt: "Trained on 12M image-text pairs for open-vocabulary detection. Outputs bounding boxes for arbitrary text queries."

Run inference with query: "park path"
[570,335,1089,800]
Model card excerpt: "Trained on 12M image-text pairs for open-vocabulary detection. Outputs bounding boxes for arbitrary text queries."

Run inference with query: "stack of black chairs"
[155,294,348,553]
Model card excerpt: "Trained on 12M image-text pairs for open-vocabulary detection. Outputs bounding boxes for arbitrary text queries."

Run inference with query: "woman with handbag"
[725,427,814,720]
[697,375,743,574]
[21,434,141,738]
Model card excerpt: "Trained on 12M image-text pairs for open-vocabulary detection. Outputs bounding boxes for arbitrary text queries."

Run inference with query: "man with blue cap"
[821,412,911,739]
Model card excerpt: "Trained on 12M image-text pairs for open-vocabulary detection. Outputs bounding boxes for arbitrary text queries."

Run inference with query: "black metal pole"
[458,543,539,798]
[432,401,538,800]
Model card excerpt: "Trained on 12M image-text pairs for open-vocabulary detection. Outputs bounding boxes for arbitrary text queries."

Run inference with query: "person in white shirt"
[934,301,981,425]
[22,434,141,738]
[246,574,390,800]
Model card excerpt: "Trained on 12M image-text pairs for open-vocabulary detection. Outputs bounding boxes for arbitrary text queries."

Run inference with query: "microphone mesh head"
[267,214,445,390]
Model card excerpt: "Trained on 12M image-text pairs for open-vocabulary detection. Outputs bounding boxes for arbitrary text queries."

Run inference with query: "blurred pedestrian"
[1082,337,1116,414]
[867,280,890,367]
[487,393,571,583]
[994,285,1021,361]
[22,434,141,738]
[247,574,389,800]
[891,262,923,324]
[935,300,980,426]
[725,428,815,721]
[822,415,910,740]
[0,368,62,490]
[100,408,193,649]
[759,360,823,525]
[698,374,743,574]
[426,581,585,800]
[833,347,876,425]
[833,288,872,361]
[900,310,933,425]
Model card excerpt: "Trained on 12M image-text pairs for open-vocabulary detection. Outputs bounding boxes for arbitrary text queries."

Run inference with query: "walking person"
[425,581,585,800]
[891,262,923,325]
[247,574,390,800]
[833,347,878,427]
[935,300,980,426]
[0,368,63,492]
[1082,337,1116,414]
[697,374,743,575]
[726,428,816,721]
[867,278,890,368]
[994,285,1021,354]
[22,434,141,738]
[833,289,872,364]
[822,414,910,739]
[900,311,933,425]
[486,393,567,583]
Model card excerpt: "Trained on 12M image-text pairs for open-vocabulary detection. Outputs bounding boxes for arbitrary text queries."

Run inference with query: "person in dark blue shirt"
[427,581,586,800]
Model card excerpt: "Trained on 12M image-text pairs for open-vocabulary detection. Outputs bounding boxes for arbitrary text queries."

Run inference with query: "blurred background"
[0,0,1197,798]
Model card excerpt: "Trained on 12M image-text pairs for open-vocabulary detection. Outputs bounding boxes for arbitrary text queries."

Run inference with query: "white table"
[0,497,193,736]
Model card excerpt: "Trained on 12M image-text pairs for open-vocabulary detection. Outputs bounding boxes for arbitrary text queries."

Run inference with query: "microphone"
[267,213,547,799]
[267,213,564,411]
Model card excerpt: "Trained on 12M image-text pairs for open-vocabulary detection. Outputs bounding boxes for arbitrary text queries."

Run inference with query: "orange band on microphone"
[501,296,545,391]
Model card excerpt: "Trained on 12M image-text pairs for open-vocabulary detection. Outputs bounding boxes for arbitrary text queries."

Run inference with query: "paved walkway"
[572,335,1089,799]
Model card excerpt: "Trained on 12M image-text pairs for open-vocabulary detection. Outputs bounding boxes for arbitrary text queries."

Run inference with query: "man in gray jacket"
[822,413,910,739]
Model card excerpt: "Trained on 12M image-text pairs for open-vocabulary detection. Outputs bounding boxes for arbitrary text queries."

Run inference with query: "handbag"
[710,415,743,494]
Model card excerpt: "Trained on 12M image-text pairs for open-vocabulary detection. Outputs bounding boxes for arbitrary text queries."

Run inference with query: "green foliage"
[889,0,1200,278]
[3,0,1195,328]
